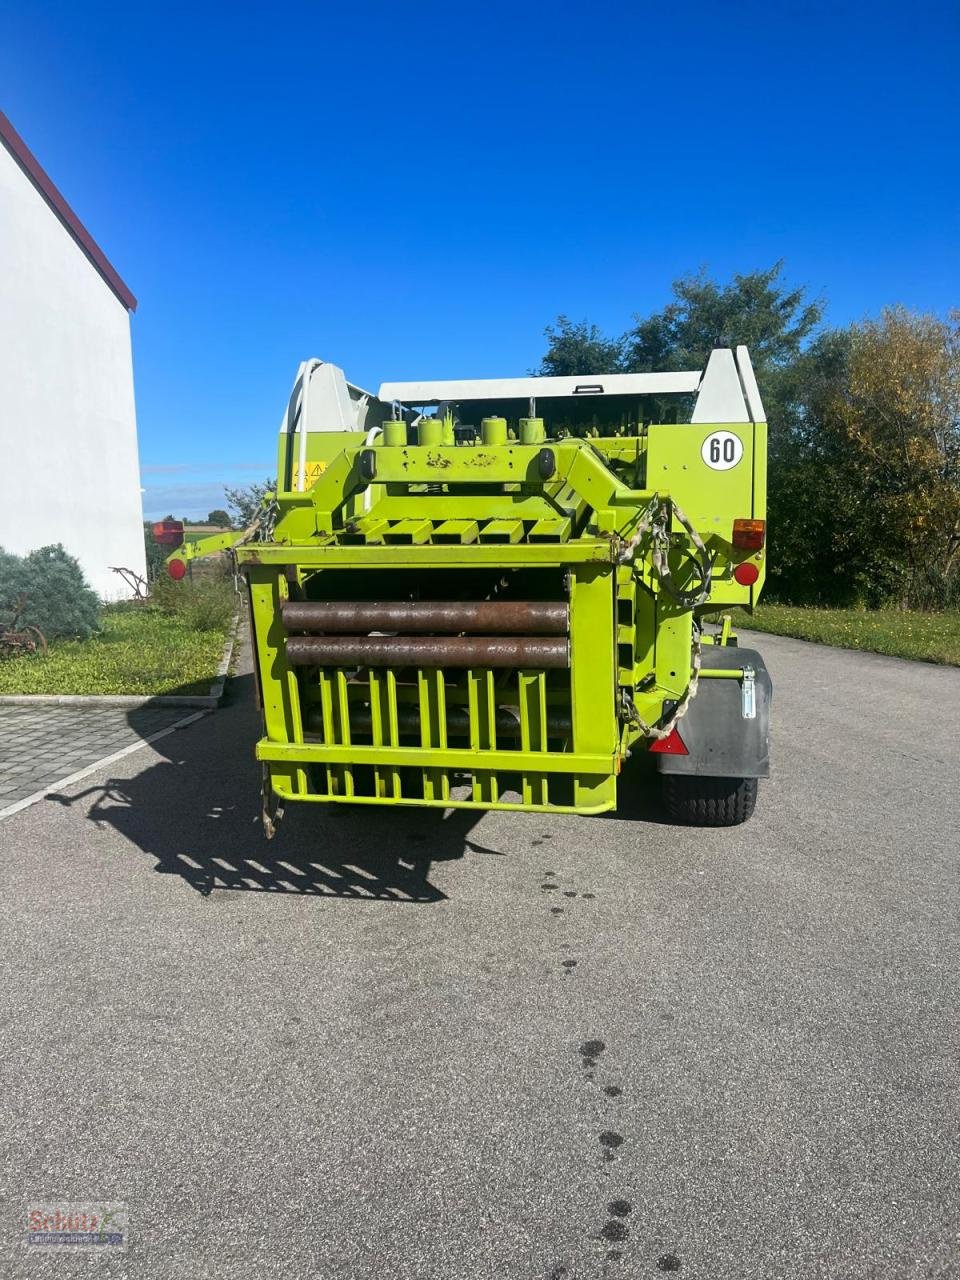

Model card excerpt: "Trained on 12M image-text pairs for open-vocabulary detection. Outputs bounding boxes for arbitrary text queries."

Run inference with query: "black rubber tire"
[661,774,759,827]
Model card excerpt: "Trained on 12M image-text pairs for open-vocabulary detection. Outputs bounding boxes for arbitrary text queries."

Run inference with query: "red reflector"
[732,518,766,551]
[650,727,688,755]
[167,558,187,580]
[734,561,760,586]
[153,519,185,547]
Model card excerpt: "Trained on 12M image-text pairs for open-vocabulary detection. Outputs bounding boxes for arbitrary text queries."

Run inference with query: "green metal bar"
[417,671,434,802]
[335,669,354,798]
[518,671,531,807]
[277,575,306,785]
[433,519,480,544]
[527,517,571,542]
[416,669,449,802]
[467,669,497,804]
[238,542,610,566]
[317,669,341,797]
[434,671,450,801]
[165,528,245,567]
[376,497,549,521]
[569,564,618,811]
[266,787,615,816]
[351,443,567,486]
[247,568,305,799]
[386,671,402,798]
[519,670,548,806]
[368,670,387,798]
[256,740,615,776]
[479,518,524,544]
[384,518,433,544]
[342,516,389,544]
[467,669,480,802]
[484,670,498,803]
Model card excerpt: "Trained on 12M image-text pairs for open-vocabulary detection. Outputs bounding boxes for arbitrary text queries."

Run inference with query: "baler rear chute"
[169,347,771,830]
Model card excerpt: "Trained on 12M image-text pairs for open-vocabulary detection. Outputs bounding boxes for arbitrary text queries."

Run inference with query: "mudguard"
[655,646,772,779]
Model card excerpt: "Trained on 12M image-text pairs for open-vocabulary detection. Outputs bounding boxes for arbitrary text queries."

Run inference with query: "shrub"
[0,544,101,639]
[149,574,237,632]
[903,565,960,612]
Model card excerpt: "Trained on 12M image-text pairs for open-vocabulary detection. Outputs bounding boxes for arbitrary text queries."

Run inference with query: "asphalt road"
[1,632,958,1279]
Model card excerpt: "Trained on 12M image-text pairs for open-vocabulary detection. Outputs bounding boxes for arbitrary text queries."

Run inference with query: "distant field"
[182,526,231,545]
[730,605,960,666]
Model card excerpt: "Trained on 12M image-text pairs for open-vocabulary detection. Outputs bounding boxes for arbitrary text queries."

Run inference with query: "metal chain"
[616,500,712,608]
[229,497,280,592]
[233,496,279,549]
[619,626,703,741]
[616,497,709,741]
[652,501,712,608]
[615,502,659,564]
[260,765,285,840]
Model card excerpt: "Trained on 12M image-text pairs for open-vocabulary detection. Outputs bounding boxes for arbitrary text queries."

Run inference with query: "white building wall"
[0,142,145,599]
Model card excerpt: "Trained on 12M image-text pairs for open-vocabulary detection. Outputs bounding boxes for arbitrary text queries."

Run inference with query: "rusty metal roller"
[285,634,569,669]
[280,600,569,635]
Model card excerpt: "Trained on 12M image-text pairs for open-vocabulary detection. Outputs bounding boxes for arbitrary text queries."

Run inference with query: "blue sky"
[2,1,957,519]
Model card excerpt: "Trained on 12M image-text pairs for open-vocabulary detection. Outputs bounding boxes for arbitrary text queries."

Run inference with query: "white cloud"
[141,462,275,520]
[143,483,237,520]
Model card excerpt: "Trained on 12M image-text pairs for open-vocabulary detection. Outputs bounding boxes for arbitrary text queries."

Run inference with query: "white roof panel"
[378,371,702,404]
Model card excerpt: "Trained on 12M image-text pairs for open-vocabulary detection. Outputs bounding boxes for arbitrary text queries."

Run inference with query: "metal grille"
[298,664,564,808]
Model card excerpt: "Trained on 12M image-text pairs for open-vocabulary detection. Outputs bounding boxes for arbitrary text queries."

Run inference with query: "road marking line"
[0,711,207,822]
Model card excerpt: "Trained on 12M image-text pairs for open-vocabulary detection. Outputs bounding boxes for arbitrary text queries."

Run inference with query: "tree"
[622,263,823,376]
[224,479,276,529]
[206,509,231,527]
[537,276,960,609]
[534,317,625,376]
[764,329,856,604]
[761,309,960,607]
[535,263,824,429]
[827,308,960,606]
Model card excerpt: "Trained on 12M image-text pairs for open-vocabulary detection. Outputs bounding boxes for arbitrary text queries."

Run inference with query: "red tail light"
[153,519,185,547]
[167,558,187,580]
[734,562,760,586]
[732,518,765,551]
[650,727,688,755]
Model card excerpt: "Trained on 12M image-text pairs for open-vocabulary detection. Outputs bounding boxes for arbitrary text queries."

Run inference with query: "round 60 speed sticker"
[701,430,743,471]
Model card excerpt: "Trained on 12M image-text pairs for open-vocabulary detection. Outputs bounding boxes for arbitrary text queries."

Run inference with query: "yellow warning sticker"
[291,460,328,489]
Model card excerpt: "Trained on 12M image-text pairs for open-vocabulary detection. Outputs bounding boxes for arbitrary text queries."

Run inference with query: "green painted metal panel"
[177,386,767,820]
[478,518,524,544]
[433,519,480,544]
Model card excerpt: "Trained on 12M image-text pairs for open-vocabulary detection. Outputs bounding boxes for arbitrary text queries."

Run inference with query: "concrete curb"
[0,610,243,710]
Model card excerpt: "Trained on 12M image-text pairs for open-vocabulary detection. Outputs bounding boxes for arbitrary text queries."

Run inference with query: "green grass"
[730,604,960,666]
[0,605,233,695]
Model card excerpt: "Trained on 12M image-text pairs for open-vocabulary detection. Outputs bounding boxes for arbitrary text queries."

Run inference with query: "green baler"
[167,347,772,830]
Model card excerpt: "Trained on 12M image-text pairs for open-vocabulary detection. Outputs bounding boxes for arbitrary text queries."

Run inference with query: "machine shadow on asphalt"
[43,672,674,899]
[45,675,508,903]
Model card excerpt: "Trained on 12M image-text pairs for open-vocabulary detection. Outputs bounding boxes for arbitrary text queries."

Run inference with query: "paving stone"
[0,705,193,811]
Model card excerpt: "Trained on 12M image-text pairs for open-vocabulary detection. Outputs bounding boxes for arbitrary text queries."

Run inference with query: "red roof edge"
[0,108,137,312]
